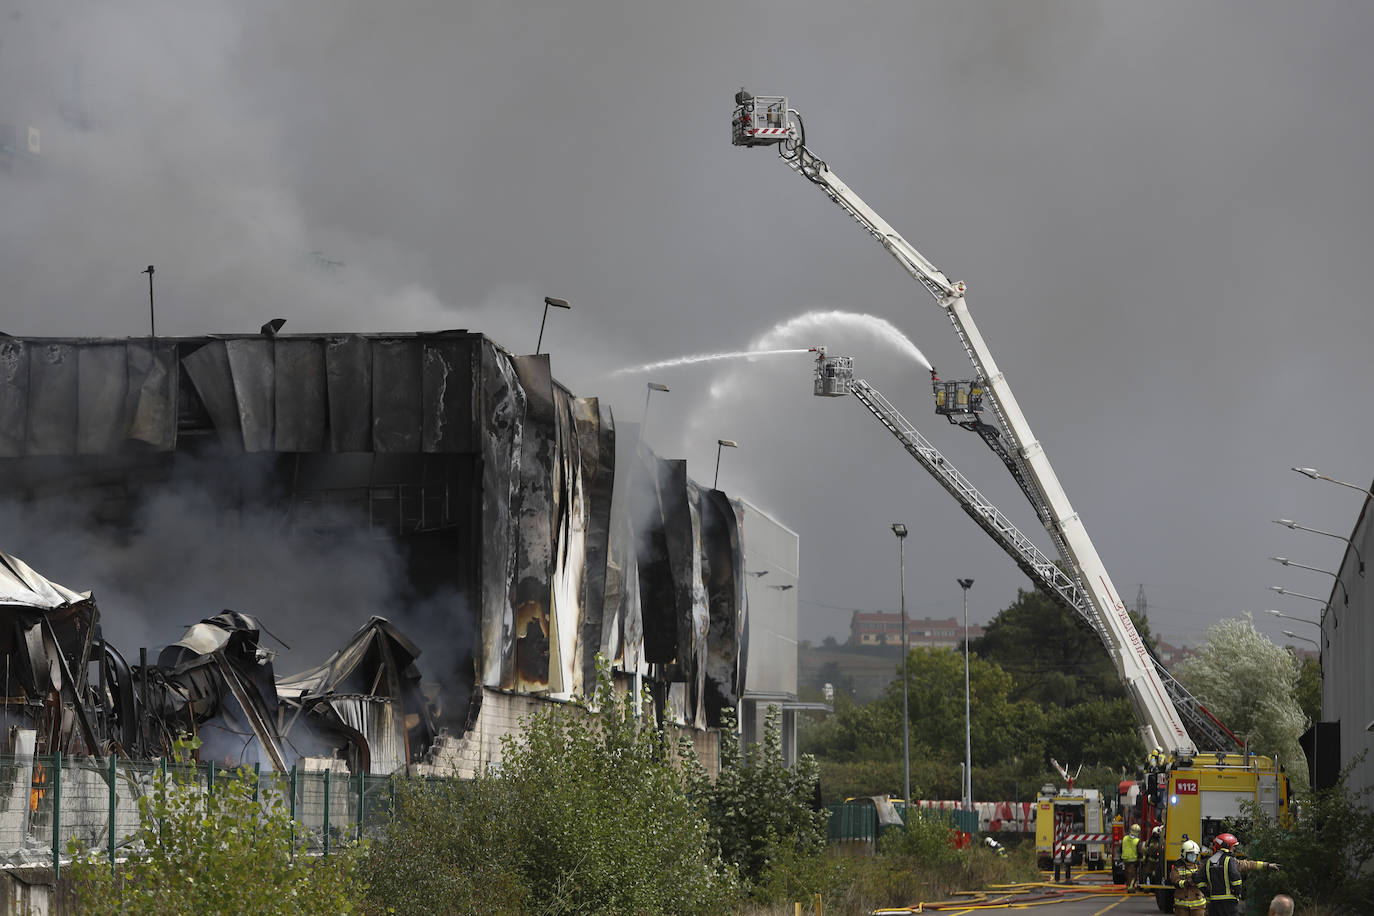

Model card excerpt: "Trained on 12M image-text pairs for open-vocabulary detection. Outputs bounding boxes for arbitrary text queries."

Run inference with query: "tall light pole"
[1283,630,1319,648]
[1293,466,1374,501]
[1270,557,1349,605]
[1265,608,1320,629]
[1274,519,1364,575]
[714,439,738,489]
[957,577,974,811]
[892,523,910,807]
[142,265,156,337]
[535,296,571,355]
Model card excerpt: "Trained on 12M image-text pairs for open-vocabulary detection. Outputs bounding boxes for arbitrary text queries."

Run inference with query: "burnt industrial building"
[0,331,799,776]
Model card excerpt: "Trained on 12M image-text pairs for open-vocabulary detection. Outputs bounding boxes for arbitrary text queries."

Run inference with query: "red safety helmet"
[1212,833,1238,852]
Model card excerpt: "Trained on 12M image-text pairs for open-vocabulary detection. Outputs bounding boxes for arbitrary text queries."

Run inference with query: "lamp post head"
[543,296,571,309]
[1275,519,1297,529]
[1271,557,1289,566]
[1270,586,1287,595]
[647,382,669,393]
[1293,467,1321,479]
[1265,609,1282,618]
[957,578,974,590]
[718,439,737,448]
[891,523,908,539]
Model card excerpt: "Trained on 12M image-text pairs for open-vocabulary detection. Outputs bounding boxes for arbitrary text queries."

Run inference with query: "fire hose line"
[873,888,1125,913]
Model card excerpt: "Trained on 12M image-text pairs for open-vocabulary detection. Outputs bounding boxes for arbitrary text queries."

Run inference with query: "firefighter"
[983,836,1008,857]
[1141,825,1165,886]
[1204,833,1280,916]
[1123,822,1142,890]
[1053,838,1075,883]
[1169,839,1207,916]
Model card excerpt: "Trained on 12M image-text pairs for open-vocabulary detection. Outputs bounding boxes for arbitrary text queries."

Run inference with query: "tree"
[1174,614,1310,790]
[1294,654,1321,726]
[70,740,360,915]
[972,589,1137,708]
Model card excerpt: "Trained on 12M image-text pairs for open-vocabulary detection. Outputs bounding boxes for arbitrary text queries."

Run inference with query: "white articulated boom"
[735,89,1225,757]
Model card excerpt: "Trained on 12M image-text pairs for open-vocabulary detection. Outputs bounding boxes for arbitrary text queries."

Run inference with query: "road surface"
[871,872,1170,915]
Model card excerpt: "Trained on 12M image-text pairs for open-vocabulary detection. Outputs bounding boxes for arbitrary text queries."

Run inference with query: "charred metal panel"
[574,397,613,692]
[274,339,327,452]
[478,343,521,688]
[124,340,178,450]
[700,488,744,726]
[26,343,78,455]
[658,460,702,690]
[635,448,677,665]
[325,336,373,452]
[224,339,276,452]
[372,339,423,453]
[76,344,129,454]
[182,340,243,450]
[421,338,476,453]
[548,387,584,698]
[0,339,30,457]
[683,481,709,727]
[508,354,554,693]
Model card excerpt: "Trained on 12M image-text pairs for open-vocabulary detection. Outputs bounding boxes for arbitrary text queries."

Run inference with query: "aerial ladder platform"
[734,88,1235,757]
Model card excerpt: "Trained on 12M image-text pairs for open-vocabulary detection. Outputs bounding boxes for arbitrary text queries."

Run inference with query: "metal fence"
[826,801,980,850]
[0,754,396,876]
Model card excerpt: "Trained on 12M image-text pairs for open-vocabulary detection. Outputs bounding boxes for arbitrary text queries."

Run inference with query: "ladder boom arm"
[738,91,1199,754]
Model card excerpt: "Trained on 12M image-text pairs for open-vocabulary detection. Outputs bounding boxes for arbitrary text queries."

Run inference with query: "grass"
[735,844,1041,916]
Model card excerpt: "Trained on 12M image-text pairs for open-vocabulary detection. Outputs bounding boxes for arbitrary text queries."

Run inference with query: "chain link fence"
[0,754,397,876]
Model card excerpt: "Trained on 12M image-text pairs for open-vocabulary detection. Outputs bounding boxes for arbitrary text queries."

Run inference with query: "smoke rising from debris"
[0,452,432,673]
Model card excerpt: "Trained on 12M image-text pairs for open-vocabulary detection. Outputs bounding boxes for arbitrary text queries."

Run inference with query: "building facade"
[849,611,984,649]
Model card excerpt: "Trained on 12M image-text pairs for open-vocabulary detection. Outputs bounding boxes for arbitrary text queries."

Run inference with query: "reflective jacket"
[1170,861,1207,910]
[1204,852,1242,901]
[1122,835,1140,861]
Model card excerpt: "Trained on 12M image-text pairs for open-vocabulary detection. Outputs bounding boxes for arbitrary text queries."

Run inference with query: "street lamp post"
[957,577,974,811]
[1270,557,1349,605]
[535,297,571,355]
[1282,630,1319,648]
[641,382,670,445]
[1274,519,1364,574]
[1293,467,1374,501]
[1268,585,1330,606]
[892,524,910,807]
[714,439,738,489]
[1265,609,1320,628]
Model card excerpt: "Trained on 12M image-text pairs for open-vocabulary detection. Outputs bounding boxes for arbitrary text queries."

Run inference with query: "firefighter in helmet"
[983,836,1008,857]
[1169,839,1207,916]
[1122,822,1142,890]
[1203,833,1279,916]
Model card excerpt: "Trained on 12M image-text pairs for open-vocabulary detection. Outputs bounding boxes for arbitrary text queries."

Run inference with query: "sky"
[2,1,1371,652]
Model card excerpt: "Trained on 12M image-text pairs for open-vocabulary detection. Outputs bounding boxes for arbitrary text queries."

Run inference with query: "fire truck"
[732,90,1290,912]
[1034,761,1108,871]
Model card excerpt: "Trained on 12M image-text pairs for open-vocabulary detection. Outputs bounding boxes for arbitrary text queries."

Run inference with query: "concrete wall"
[415,684,719,781]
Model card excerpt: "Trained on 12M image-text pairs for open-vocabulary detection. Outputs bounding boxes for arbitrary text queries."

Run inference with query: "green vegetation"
[1175,613,1310,790]
[1239,756,1374,914]
[69,737,362,916]
[801,589,1146,802]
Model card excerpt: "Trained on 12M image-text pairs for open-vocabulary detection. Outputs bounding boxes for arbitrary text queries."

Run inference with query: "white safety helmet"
[1181,839,1200,863]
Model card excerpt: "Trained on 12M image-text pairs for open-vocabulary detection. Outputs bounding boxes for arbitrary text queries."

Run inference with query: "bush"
[361,775,527,915]
[70,738,361,916]
[689,706,828,900]
[1240,756,1374,914]
[364,658,736,915]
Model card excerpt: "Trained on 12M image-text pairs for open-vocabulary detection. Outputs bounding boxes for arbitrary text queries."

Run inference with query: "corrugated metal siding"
[1324,489,1373,805]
